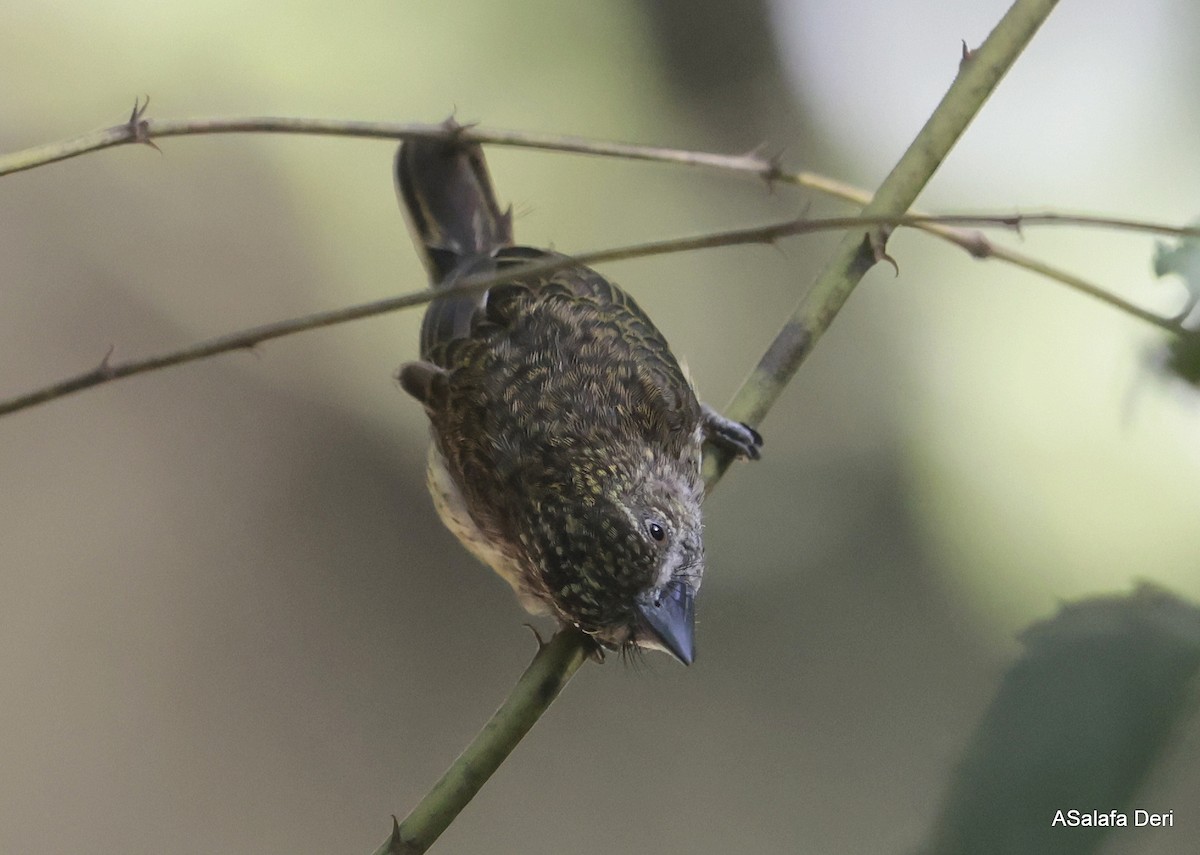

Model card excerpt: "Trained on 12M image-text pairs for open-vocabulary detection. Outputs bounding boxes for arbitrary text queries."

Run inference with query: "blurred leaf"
[923,584,1200,855]
[1153,221,1200,319]
[1165,328,1200,386]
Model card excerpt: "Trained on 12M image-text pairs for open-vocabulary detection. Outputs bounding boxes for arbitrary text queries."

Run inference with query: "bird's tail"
[395,124,513,286]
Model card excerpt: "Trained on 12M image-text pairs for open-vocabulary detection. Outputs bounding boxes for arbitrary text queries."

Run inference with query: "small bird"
[395,126,761,664]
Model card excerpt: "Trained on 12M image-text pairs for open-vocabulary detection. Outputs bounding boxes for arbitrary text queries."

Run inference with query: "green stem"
[376,2,1061,851]
[379,628,591,855]
[1,2,1063,849]
[705,0,1061,485]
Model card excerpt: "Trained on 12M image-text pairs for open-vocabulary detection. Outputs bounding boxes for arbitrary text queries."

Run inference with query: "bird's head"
[525,453,705,664]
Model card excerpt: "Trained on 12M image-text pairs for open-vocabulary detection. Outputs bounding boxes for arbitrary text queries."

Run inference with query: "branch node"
[743,142,787,190]
[761,148,788,190]
[127,95,161,153]
[440,114,478,141]
[961,230,994,259]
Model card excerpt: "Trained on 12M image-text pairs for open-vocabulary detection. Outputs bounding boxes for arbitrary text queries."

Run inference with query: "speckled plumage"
[396,130,760,662]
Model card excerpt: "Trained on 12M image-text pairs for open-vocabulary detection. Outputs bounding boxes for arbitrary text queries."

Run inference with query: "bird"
[395,124,761,664]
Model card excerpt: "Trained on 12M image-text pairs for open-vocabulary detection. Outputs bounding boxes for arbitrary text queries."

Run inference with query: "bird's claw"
[701,404,763,460]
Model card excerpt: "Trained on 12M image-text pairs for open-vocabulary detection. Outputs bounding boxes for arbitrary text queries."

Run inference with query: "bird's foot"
[701,404,763,460]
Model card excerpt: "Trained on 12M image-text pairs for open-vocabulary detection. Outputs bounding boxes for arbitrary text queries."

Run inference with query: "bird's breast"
[424,443,551,616]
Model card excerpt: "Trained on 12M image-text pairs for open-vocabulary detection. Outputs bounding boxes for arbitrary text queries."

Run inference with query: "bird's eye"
[647,520,667,542]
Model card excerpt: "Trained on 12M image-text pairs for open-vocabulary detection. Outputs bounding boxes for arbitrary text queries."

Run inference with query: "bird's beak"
[637,580,695,665]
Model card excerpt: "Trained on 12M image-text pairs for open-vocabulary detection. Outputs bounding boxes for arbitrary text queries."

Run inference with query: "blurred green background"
[2,1,1198,853]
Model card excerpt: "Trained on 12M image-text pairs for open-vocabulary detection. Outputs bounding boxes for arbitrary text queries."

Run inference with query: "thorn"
[742,140,770,160]
[440,113,479,141]
[1001,214,1023,238]
[96,344,117,377]
[387,816,409,855]
[960,40,976,68]
[522,622,549,653]
[127,95,161,153]
[868,228,900,275]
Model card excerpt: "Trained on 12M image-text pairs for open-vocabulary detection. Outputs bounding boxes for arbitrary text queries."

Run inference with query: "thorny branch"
[0,107,1193,352]
[0,212,1190,418]
[3,6,1183,851]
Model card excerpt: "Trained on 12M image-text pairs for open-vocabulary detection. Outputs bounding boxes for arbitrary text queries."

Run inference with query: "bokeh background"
[2,1,1199,853]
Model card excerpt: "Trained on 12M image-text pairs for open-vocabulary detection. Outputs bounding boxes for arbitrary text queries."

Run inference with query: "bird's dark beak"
[637,581,695,665]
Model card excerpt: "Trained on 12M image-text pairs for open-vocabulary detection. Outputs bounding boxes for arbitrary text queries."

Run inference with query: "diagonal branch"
[380,0,1063,852]
[380,627,592,855]
[704,0,1063,484]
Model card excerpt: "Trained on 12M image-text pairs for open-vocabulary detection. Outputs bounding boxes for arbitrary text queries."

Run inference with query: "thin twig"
[775,175,1190,332]
[0,211,1182,419]
[2,107,1191,351]
[4,111,1198,242]
[0,111,777,179]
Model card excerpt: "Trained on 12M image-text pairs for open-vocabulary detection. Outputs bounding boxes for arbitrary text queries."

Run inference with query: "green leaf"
[923,585,1200,855]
